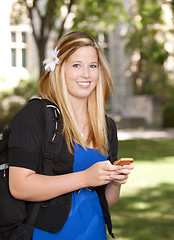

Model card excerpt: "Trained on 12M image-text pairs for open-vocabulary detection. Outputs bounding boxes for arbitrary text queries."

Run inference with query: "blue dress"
[32,144,108,240]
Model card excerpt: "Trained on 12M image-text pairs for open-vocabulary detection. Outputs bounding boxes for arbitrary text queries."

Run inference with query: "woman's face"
[64,46,99,103]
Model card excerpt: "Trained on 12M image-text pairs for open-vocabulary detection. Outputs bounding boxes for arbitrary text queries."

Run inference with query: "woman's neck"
[71,99,89,138]
[71,98,88,119]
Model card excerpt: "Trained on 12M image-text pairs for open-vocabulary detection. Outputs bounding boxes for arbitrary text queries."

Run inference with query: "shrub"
[0,75,39,132]
[163,103,174,127]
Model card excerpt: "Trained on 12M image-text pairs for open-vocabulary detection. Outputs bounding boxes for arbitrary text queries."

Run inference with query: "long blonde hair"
[39,31,114,154]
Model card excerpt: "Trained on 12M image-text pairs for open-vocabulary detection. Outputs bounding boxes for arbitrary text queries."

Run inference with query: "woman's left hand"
[110,164,134,186]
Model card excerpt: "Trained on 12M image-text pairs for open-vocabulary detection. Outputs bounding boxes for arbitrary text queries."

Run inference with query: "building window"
[11,32,16,42]
[10,31,27,68]
[22,48,27,67]
[11,49,16,67]
[22,32,27,43]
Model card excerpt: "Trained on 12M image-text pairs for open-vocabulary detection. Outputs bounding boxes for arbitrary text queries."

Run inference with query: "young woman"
[8,31,134,239]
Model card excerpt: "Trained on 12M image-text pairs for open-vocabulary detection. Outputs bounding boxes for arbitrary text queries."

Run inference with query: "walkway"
[117,128,174,141]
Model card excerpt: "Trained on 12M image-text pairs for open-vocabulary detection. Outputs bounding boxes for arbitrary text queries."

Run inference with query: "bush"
[163,103,174,127]
[0,75,39,132]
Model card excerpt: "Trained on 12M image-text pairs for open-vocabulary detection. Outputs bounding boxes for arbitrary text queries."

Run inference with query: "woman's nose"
[81,66,89,78]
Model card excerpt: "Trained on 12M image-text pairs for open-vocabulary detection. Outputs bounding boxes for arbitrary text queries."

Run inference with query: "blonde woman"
[8,31,133,239]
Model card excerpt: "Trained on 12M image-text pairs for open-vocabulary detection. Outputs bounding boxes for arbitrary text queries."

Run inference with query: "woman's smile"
[77,81,91,88]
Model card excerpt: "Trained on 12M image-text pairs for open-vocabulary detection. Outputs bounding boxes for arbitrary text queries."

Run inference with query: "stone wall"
[108,1,163,128]
[121,95,163,128]
[109,0,133,116]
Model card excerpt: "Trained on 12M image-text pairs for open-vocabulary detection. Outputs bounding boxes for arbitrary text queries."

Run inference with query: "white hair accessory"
[43,46,60,71]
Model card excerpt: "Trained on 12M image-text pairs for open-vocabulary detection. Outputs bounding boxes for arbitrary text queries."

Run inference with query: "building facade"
[0,0,38,90]
[1,0,173,128]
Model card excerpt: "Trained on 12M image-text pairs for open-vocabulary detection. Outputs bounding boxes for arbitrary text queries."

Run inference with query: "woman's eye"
[73,64,80,68]
[90,64,97,68]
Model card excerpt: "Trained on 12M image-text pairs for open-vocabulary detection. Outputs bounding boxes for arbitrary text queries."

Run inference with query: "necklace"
[81,132,84,138]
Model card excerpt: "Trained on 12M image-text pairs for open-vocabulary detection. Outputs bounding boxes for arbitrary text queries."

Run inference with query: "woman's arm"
[105,182,121,208]
[105,164,134,207]
[9,167,87,202]
[9,160,118,202]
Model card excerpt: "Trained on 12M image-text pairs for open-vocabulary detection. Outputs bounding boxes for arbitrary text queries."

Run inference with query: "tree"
[168,0,174,16]
[11,0,127,78]
[126,0,169,96]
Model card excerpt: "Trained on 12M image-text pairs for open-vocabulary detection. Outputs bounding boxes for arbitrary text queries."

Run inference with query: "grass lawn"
[108,139,174,240]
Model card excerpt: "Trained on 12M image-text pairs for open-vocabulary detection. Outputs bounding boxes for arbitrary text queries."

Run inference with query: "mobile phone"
[113,158,134,166]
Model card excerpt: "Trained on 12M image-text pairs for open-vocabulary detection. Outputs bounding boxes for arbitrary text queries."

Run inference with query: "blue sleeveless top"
[32,144,108,240]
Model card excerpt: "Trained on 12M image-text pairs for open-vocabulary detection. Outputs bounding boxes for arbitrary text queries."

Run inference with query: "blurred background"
[0,0,174,239]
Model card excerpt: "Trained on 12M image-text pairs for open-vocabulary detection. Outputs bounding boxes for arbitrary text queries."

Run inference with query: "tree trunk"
[31,36,47,79]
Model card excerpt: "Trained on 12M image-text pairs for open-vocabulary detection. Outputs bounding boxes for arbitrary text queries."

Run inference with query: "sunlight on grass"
[120,156,174,196]
[108,139,174,240]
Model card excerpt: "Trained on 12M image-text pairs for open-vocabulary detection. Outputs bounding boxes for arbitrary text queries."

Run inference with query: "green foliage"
[0,75,39,132]
[10,0,27,25]
[125,0,174,127]
[167,0,174,17]
[126,0,170,96]
[163,103,174,127]
[11,0,128,77]
[72,0,128,35]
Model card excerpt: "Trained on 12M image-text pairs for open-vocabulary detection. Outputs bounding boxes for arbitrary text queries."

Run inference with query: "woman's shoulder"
[106,115,118,162]
[106,115,117,130]
[23,98,48,114]
[9,98,47,128]
[105,114,118,144]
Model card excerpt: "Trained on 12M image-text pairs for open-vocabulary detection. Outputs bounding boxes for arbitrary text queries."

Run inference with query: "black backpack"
[0,98,63,240]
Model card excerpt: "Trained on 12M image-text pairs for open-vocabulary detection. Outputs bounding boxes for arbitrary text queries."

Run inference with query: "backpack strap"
[27,98,63,226]
[43,100,62,176]
[0,129,10,177]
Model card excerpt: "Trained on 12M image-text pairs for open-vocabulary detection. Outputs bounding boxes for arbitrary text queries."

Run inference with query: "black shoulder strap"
[42,99,62,175]
[27,98,63,226]
[0,129,10,166]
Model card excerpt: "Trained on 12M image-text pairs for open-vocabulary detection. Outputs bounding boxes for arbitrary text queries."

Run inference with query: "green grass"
[108,139,174,240]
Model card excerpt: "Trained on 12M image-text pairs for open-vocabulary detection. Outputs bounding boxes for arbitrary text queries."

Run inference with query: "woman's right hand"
[83,160,120,187]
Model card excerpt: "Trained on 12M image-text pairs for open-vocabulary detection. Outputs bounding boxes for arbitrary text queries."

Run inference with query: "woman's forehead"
[67,46,98,62]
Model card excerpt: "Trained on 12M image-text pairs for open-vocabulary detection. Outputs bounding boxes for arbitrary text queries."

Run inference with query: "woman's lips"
[77,81,91,87]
